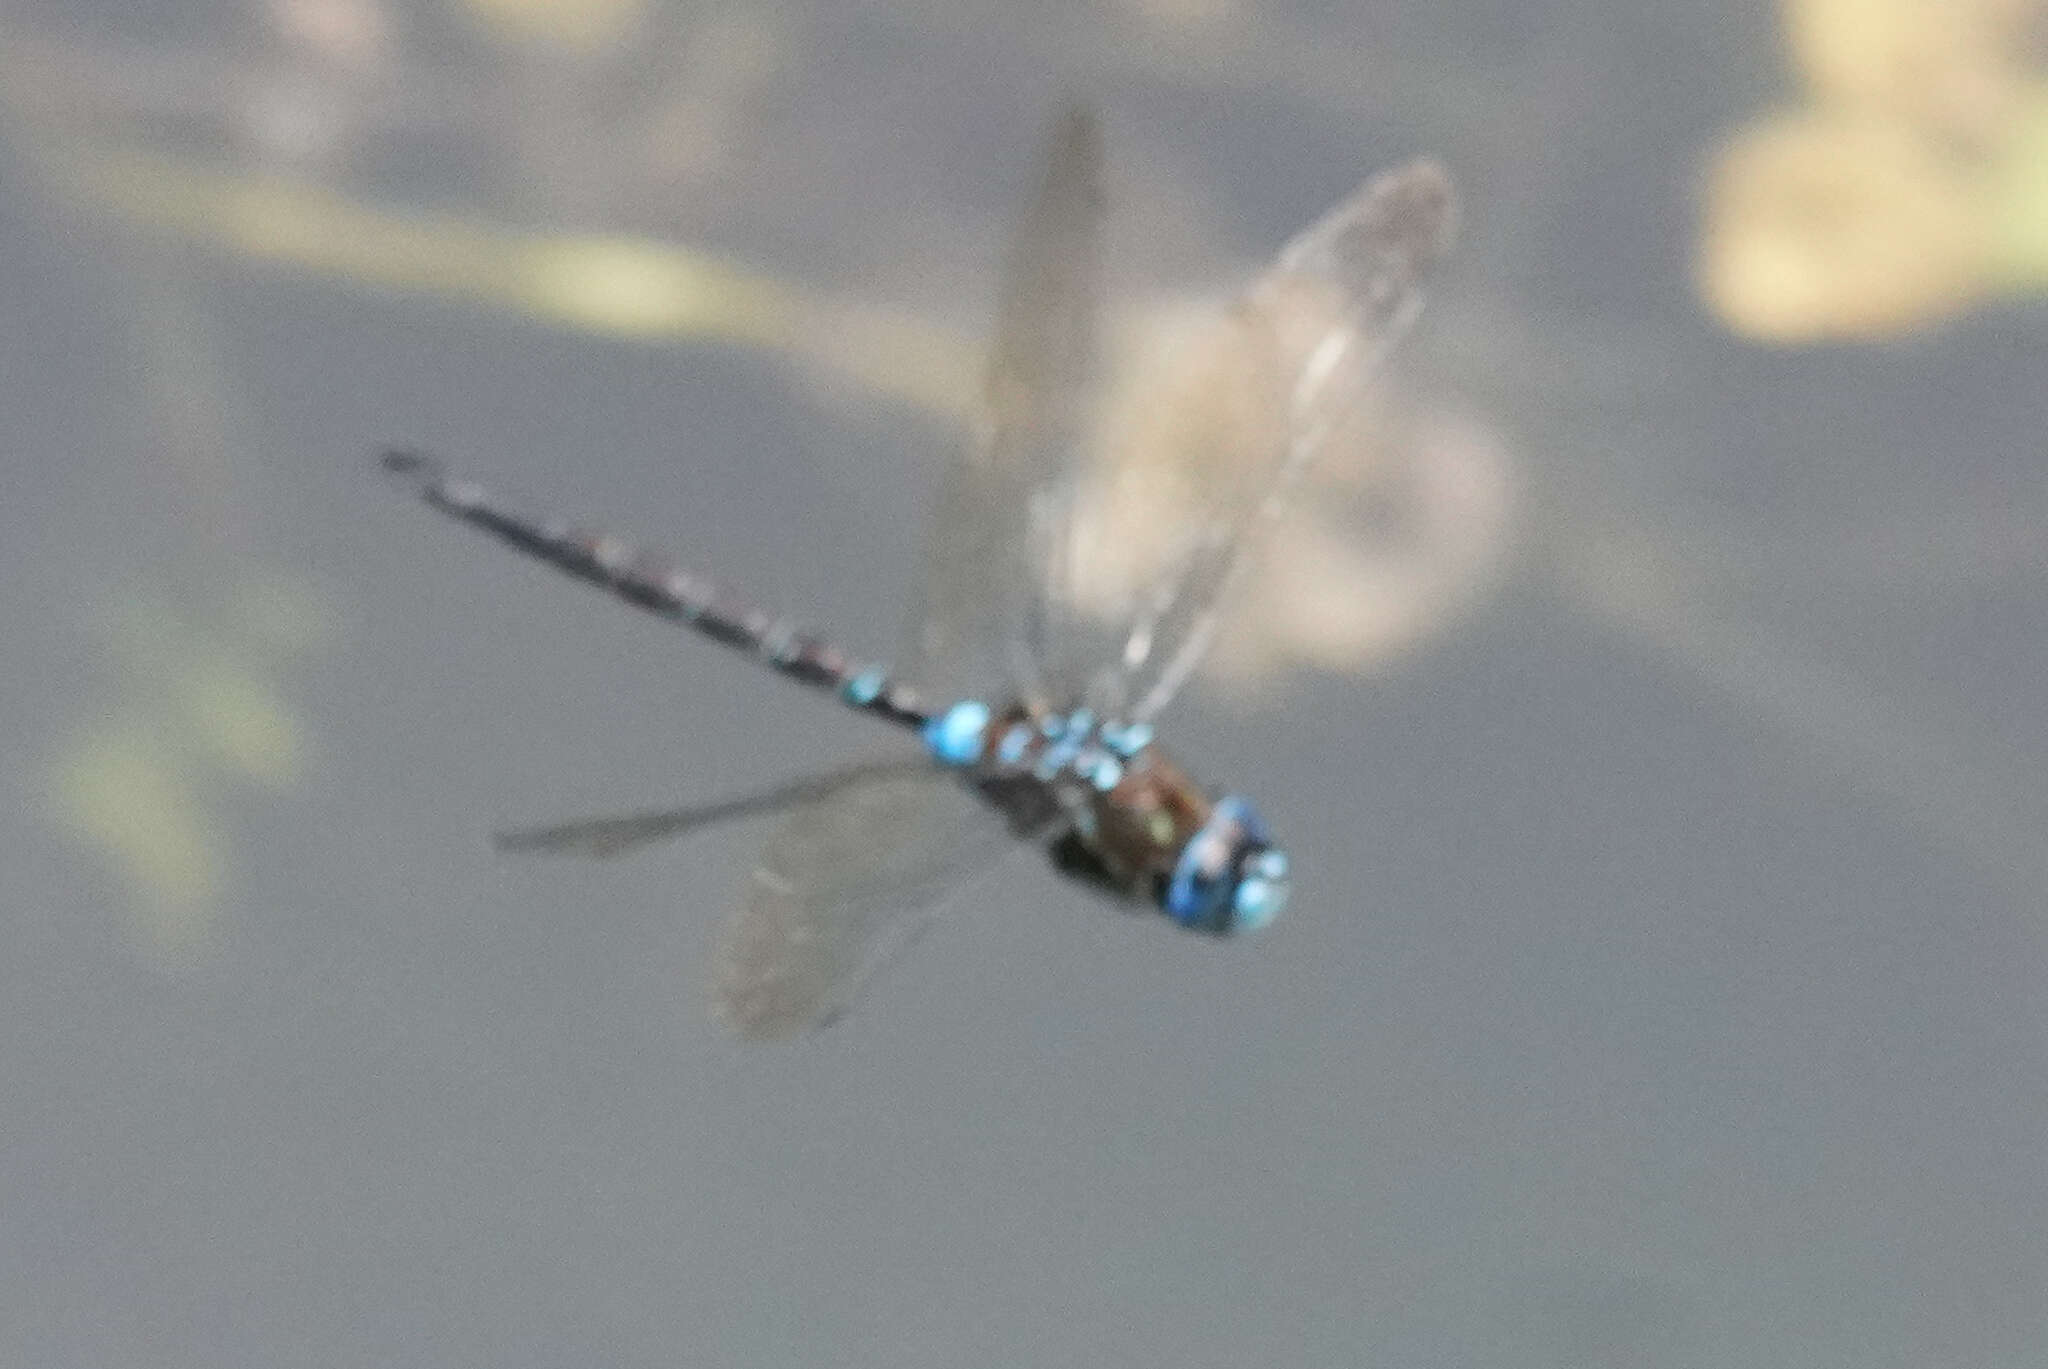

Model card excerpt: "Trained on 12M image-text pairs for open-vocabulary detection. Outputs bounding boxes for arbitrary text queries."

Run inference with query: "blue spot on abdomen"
[924,700,992,767]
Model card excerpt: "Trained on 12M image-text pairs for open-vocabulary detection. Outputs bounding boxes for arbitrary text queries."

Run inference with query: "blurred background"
[4,1,2045,1364]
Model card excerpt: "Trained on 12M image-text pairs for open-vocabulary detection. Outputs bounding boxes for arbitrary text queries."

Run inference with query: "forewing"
[715,768,1017,1039]
[1108,159,1457,721]
[717,113,1106,1038]
[896,105,1104,708]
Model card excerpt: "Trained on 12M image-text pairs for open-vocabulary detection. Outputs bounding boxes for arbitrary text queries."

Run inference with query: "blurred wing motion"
[1109,158,1458,722]
[717,111,1105,1037]
[491,758,933,858]
[902,103,1104,711]
[715,769,1016,1039]
[495,751,1015,1039]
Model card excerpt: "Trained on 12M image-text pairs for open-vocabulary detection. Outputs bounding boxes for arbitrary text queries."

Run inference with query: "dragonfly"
[381,107,1455,1039]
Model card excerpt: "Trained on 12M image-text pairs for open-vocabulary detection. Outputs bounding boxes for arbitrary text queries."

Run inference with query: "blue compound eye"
[1164,796,1286,935]
[1230,848,1290,932]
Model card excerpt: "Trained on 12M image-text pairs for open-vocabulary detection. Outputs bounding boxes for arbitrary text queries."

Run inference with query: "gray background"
[5,2,2045,1365]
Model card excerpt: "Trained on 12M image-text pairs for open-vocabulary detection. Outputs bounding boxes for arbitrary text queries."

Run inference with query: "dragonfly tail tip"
[377,447,442,486]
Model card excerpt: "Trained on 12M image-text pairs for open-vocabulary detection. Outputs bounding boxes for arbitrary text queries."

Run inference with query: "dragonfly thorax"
[922,700,1288,934]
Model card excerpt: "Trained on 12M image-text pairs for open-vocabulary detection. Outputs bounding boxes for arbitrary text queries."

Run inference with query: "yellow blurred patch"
[519,235,799,342]
[1699,111,1987,341]
[1986,89,2048,290]
[1700,0,2047,341]
[169,654,309,787]
[52,571,331,961]
[1784,0,2030,138]
[50,147,974,420]
[461,0,647,53]
[52,727,225,930]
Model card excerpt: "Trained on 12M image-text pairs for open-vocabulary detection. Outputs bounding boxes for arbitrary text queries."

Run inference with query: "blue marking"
[1065,708,1095,739]
[1039,714,1065,739]
[840,668,885,706]
[997,724,1033,766]
[1231,848,1290,931]
[1163,845,1213,926]
[1163,796,1279,932]
[1034,734,1081,781]
[1099,721,1154,757]
[1085,753,1123,791]
[924,700,992,767]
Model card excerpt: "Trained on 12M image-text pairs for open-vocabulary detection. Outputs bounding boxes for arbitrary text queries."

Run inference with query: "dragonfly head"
[1163,796,1289,935]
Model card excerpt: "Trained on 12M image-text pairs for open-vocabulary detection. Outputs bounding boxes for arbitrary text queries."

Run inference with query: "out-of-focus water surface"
[5,1,2046,1364]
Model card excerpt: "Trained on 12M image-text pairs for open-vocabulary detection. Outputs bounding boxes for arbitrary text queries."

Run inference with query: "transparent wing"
[716,767,1018,1040]
[715,111,1105,1039]
[1106,159,1458,722]
[490,758,933,858]
[897,104,1104,708]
